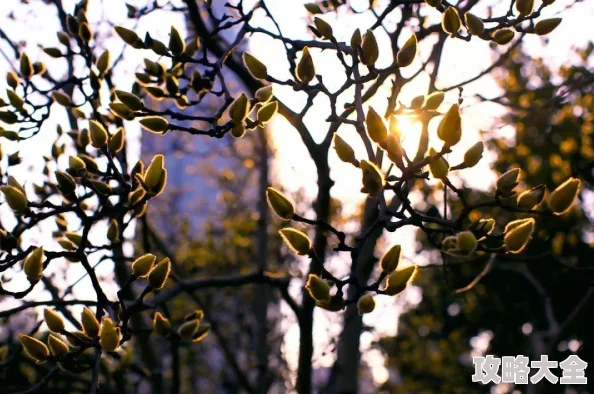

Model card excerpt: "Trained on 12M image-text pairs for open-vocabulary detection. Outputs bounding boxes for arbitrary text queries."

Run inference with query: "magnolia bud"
[91,181,112,196]
[184,310,204,323]
[305,274,331,303]
[296,47,315,84]
[69,156,86,173]
[178,319,200,340]
[81,307,100,338]
[366,107,387,145]
[140,116,169,134]
[97,50,110,74]
[153,312,171,337]
[99,317,121,352]
[192,324,210,343]
[361,29,379,66]
[89,120,108,148]
[255,86,274,103]
[231,124,246,138]
[384,265,418,296]
[257,101,278,125]
[115,90,143,111]
[428,148,449,180]
[351,28,362,51]
[279,228,312,256]
[535,18,562,35]
[132,253,157,277]
[316,294,346,312]
[516,0,534,16]
[48,334,69,357]
[424,91,444,110]
[144,154,165,191]
[474,218,496,235]
[548,177,580,215]
[148,257,171,289]
[496,168,520,198]
[517,185,546,209]
[229,93,250,124]
[107,219,119,243]
[1,185,28,214]
[52,91,71,106]
[19,334,49,363]
[493,29,515,45]
[55,171,76,195]
[385,133,404,168]
[169,26,185,56]
[313,17,333,40]
[357,295,376,315]
[380,244,401,274]
[243,52,267,79]
[7,70,19,89]
[20,53,33,79]
[24,248,44,283]
[426,0,440,6]
[465,13,484,35]
[437,104,461,146]
[442,7,461,36]
[397,34,417,67]
[266,187,295,220]
[457,231,478,254]
[360,160,385,194]
[504,218,535,254]
[109,127,125,153]
[463,141,484,168]
[44,309,65,333]
[333,134,358,166]
[79,22,93,42]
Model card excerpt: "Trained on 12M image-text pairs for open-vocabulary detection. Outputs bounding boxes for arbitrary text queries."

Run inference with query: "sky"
[1,0,594,389]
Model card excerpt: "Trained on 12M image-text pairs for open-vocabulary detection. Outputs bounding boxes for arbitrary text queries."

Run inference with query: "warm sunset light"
[1,0,593,393]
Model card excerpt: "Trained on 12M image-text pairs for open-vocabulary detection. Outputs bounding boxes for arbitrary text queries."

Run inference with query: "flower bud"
[361,29,379,66]
[380,244,401,274]
[107,219,119,243]
[89,120,109,148]
[366,107,387,145]
[52,91,71,106]
[424,91,445,110]
[48,334,69,357]
[428,148,449,180]
[69,156,86,173]
[229,93,250,124]
[548,177,580,215]
[266,187,295,220]
[44,309,65,333]
[442,7,461,35]
[23,248,44,283]
[456,231,478,254]
[148,257,171,289]
[178,319,200,340]
[385,133,404,168]
[140,116,169,134]
[79,22,93,42]
[144,154,165,191]
[115,26,144,48]
[1,185,28,214]
[114,90,143,111]
[296,47,315,84]
[465,13,484,35]
[20,53,33,79]
[55,171,76,195]
[463,141,484,168]
[535,18,562,35]
[316,294,346,312]
[99,317,121,352]
[384,265,418,296]
[97,50,110,74]
[255,86,274,103]
[313,17,333,40]
[109,127,125,153]
[153,312,171,337]
[81,307,100,337]
[517,184,546,209]
[192,324,210,343]
[257,101,278,125]
[65,331,90,347]
[504,218,535,253]
[231,124,246,138]
[19,334,49,363]
[474,218,496,235]
[7,70,19,89]
[333,134,358,166]
[357,295,376,315]
[496,168,520,198]
[396,34,417,67]
[169,26,185,56]
[279,228,312,255]
[243,53,268,79]
[437,104,461,147]
[493,29,515,45]
[516,0,533,16]
[132,253,157,278]
[350,28,362,51]
[360,160,385,194]
[305,274,331,303]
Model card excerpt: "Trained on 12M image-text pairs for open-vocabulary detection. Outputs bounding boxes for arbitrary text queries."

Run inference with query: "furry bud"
[81,308,100,338]
[437,104,461,146]
[132,253,157,277]
[266,187,295,220]
[380,244,401,274]
[44,309,65,333]
[19,334,49,363]
[548,177,580,215]
[306,274,331,303]
[279,228,312,256]
[148,257,171,289]
[504,218,535,254]
[357,295,376,315]
[384,265,418,296]
[296,47,315,84]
